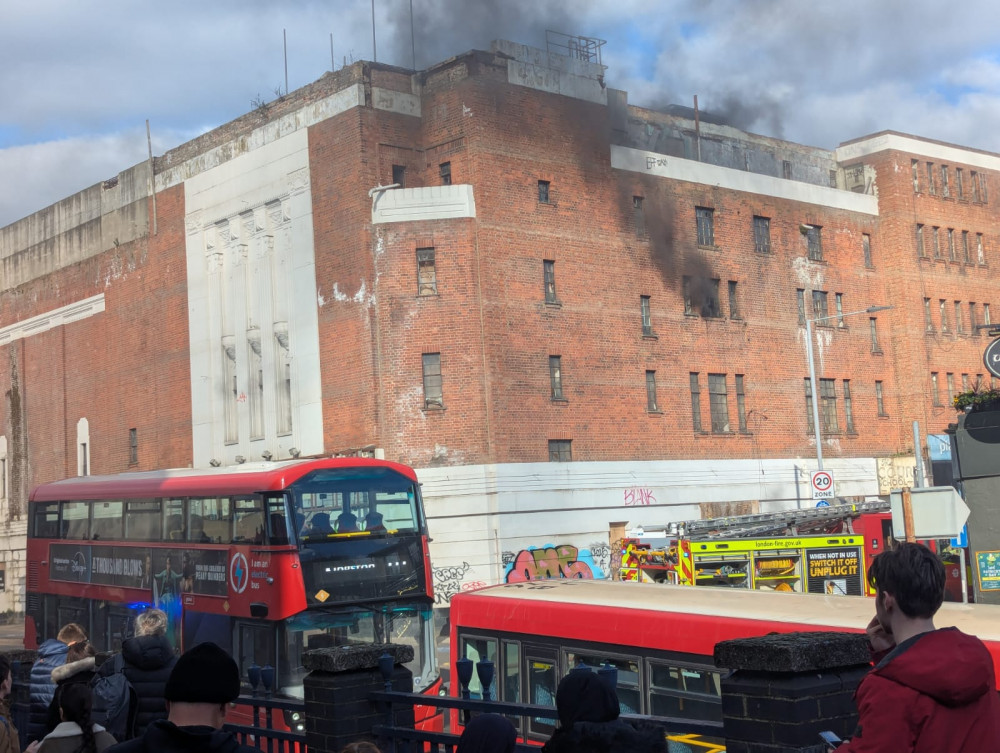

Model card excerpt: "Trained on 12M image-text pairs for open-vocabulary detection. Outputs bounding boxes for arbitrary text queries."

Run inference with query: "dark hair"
[0,655,11,686]
[867,542,945,618]
[66,640,95,663]
[60,683,97,753]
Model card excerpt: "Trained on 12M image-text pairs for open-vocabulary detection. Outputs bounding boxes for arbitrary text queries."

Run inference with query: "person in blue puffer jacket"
[27,623,88,747]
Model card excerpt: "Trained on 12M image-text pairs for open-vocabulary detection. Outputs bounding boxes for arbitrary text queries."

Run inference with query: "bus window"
[237,621,276,686]
[125,500,161,541]
[503,641,521,702]
[61,501,89,540]
[266,497,291,545]
[566,651,641,715]
[461,637,498,699]
[92,501,123,541]
[191,498,231,543]
[163,499,185,541]
[525,649,558,738]
[648,661,722,723]
[234,497,264,544]
[32,502,59,538]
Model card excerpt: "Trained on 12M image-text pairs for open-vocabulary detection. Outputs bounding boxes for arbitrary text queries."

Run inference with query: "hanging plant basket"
[953,386,1000,413]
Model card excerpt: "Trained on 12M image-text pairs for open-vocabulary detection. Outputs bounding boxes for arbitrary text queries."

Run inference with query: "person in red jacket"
[836,542,1000,752]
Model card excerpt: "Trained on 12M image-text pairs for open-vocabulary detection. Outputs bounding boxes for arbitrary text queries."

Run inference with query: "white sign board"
[890,486,971,539]
[811,470,835,499]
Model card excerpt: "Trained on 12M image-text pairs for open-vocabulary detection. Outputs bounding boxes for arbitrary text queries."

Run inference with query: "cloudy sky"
[3,0,1000,228]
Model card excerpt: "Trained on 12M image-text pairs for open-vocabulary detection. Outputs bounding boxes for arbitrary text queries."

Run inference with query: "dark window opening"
[422,353,443,409]
[538,180,550,203]
[543,260,557,303]
[548,440,572,462]
[417,248,437,296]
[392,164,406,188]
[439,162,452,185]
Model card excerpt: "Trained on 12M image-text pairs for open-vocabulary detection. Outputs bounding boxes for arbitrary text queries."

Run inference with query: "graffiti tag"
[432,561,471,605]
[624,487,656,506]
[504,545,604,583]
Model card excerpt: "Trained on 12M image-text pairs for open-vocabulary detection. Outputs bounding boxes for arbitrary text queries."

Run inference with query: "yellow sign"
[315,589,330,602]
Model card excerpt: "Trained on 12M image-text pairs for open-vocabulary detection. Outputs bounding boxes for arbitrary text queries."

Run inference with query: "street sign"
[811,470,835,500]
[985,337,1000,379]
[951,524,968,549]
[889,486,971,539]
[815,500,830,508]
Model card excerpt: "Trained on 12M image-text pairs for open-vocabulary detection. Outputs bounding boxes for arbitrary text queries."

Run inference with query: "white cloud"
[5,0,1000,226]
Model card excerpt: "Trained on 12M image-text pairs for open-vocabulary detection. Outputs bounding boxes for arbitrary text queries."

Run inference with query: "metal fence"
[370,657,726,753]
[224,695,307,753]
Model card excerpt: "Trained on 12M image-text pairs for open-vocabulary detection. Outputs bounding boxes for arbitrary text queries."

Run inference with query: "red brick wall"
[0,186,192,514]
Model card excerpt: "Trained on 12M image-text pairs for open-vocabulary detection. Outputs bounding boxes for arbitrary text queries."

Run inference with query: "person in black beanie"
[541,669,667,753]
[105,642,255,753]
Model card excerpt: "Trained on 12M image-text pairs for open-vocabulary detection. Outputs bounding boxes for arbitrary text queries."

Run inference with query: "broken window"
[549,356,564,400]
[640,295,653,336]
[753,216,771,253]
[392,164,406,187]
[806,225,822,261]
[735,375,747,433]
[812,290,829,321]
[633,196,645,236]
[863,233,872,267]
[728,281,740,319]
[820,378,839,434]
[843,380,855,434]
[696,207,715,246]
[538,180,550,203]
[439,162,452,185]
[683,276,721,318]
[548,439,572,462]
[646,370,658,412]
[422,353,443,408]
[690,373,703,432]
[417,247,437,296]
[876,381,887,416]
[916,224,925,257]
[544,260,557,303]
[708,374,730,433]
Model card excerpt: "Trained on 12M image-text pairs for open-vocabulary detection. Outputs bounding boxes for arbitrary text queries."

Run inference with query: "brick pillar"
[303,643,415,753]
[714,631,871,753]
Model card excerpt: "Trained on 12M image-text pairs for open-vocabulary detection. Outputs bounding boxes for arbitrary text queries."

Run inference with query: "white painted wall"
[419,457,879,605]
[185,130,323,467]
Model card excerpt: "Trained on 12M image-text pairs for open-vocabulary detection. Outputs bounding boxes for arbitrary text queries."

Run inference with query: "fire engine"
[619,501,894,596]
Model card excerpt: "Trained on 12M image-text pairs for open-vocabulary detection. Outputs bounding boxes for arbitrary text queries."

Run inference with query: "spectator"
[542,670,665,753]
[835,543,1000,751]
[456,714,516,753]
[36,684,116,753]
[0,655,20,753]
[96,609,176,739]
[28,623,88,745]
[105,642,256,753]
[46,641,97,735]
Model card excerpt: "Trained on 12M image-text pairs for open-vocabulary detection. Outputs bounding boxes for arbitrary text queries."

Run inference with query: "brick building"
[0,38,996,610]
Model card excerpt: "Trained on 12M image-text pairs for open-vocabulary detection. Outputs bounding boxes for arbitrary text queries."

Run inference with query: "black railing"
[370,656,726,753]
[224,695,306,753]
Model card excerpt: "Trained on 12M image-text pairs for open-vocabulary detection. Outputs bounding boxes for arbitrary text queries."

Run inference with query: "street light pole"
[805,317,824,470]
[805,305,893,473]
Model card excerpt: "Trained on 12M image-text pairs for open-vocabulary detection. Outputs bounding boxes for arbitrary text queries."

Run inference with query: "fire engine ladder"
[658,500,890,540]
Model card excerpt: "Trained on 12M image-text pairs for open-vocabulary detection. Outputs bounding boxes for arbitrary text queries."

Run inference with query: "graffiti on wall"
[432,561,471,605]
[624,487,656,506]
[502,544,606,583]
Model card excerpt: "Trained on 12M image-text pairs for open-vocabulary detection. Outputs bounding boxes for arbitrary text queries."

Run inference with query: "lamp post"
[805,305,893,470]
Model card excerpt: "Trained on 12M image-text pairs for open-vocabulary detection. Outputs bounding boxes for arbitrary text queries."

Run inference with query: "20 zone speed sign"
[811,470,835,500]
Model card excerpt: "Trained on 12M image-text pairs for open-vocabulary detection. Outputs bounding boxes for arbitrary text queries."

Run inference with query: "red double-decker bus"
[26,458,441,730]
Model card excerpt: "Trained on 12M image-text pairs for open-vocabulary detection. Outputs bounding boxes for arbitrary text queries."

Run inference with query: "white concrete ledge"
[371,185,476,224]
[612,145,880,216]
[0,294,105,345]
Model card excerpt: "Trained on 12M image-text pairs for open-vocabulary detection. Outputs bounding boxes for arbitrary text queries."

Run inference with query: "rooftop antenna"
[330,32,335,71]
[283,29,289,95]
[371,0,377,62]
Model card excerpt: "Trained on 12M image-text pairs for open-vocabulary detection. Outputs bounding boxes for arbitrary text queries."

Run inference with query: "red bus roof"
[29,457,419,502]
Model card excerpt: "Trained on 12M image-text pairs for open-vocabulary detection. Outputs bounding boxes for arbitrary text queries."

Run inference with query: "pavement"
[0,622,25,651]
